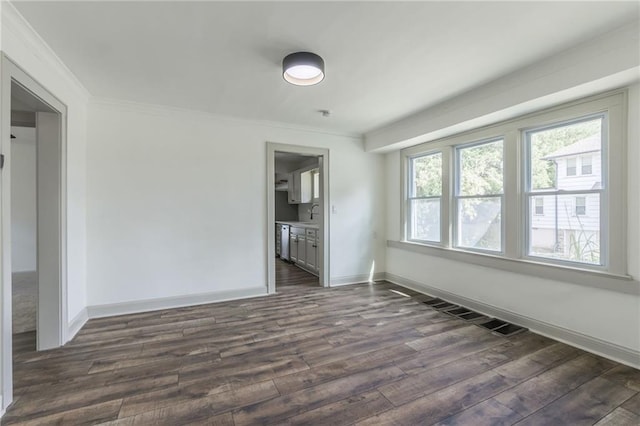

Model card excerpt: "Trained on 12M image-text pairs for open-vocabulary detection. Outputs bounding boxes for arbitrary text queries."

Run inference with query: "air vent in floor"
[433,302,458,310]
[458,311,487,321]
[418,294,528,337]
[478,319,508,330]
[446,307,472,316]
[491,323,527,337]
[423,298,445,306]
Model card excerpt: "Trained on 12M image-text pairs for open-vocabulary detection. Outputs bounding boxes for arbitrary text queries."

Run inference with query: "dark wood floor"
[276,258,318,288]
[3,276,639,425]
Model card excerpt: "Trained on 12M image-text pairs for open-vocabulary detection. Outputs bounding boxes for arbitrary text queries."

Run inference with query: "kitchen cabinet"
[287,226,319,275]
[297,234,307,266]
[288,168,314,204]
[305,229,318,271]
[288,172,300,204]
[290,234,298,262]
[289,226,305,263]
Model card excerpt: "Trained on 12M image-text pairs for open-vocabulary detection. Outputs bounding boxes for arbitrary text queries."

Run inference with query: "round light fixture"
[282,52,325,86]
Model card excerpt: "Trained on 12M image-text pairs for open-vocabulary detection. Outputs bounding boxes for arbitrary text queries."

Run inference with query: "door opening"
[1,57,68,413]
[266,143,329,293]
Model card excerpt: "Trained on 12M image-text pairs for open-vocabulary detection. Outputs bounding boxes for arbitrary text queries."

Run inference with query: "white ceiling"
[12,1,640,135]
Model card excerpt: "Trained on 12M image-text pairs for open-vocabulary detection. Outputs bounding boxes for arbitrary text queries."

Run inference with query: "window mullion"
[442,147,452,247]
[504,130,520,258]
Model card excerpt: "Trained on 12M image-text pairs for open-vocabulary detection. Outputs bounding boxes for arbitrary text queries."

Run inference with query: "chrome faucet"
[309,203,320,220]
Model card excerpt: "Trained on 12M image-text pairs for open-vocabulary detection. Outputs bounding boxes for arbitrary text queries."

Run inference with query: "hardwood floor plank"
[434,398,523,426]
[621,392,640,415]
[3,375,177,424]
[514,377,636,426]
[493,354,616,417]
[593,407,640,426]
[358,342,580,425]
[284,390,394,425]
[380,344,513,406]
[357,370,514,425]
[405,324,502,352]
[273,344,416,395]
[601,365,640,392]
[9,399,122,426]
[233,366,406,425]
[302,329,424,367]
[118,379,278,419]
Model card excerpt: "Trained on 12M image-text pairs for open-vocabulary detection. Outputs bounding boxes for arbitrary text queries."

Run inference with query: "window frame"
[522,113,606,269]
[400,90,628,279]
[453,138,505,254]
[581,155,593,175]
[566,157,577,176]
[406,150,445,245]
[534,197,544,215]
[575,196,587,216]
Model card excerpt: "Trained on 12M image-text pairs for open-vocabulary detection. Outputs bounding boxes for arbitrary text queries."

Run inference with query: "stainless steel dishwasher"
[278,224,290,261]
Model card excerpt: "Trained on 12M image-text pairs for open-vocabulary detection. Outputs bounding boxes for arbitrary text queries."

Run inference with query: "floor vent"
[433,302,458,311]
[420,296,527,337]
[490,323,527,337]
[446,307,471,316]
[458,311,487,321]
[478,319,508,330]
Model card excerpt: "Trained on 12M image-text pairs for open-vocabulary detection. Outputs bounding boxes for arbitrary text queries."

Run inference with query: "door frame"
[266,143,329,293]
[1,54,68,411]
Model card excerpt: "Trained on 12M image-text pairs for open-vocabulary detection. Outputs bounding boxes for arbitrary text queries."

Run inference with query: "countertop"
[276,221,320,229]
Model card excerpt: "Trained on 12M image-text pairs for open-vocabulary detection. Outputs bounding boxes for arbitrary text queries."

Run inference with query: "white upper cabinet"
[288,167,316,204]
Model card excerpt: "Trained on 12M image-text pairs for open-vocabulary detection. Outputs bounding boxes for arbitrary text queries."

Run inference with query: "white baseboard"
[330,272,386,287]
[66,308,88,342]
[86,286,268,319]
[386,272,640,369]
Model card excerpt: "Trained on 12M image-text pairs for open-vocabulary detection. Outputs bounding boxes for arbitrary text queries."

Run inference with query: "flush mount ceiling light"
[282,52,325,86]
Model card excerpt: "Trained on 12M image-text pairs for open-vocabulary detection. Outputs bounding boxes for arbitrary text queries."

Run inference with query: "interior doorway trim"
[1,54,68,412]
[266,142,330,293]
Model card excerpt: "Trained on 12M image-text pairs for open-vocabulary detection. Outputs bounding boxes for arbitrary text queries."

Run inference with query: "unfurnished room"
[0,1,639,425]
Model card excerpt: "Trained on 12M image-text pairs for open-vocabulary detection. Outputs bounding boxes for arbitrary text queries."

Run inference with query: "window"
[581,155,592,175]
[525,116,603,265]
[455,139,503,252]
[575,196,586,216]
[407,152,442,243]
[566,158,577,176]
[401,91,626,278]
[312,169,320,200]
[534,198,544,215]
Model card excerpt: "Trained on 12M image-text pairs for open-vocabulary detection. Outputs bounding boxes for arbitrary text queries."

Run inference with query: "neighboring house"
[531,135,601,261]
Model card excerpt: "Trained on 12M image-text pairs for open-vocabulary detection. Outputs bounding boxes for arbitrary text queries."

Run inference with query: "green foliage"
[530,119,601,190]
[412,153,442,197]
[459,140,503,196]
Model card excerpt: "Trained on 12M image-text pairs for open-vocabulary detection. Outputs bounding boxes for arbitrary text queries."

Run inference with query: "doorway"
[1,56,68,412]
[266,143,329,293]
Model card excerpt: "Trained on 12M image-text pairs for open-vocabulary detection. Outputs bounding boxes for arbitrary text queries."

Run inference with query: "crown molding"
[2,1,91,102]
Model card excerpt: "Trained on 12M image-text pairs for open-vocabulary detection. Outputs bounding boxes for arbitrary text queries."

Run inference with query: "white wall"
[2,3,90,326]
[10,127,36,272]
[86,100,386,306]
[384,84,640,365]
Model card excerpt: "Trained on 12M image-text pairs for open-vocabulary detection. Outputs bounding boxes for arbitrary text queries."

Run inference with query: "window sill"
[387,240,638,295]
